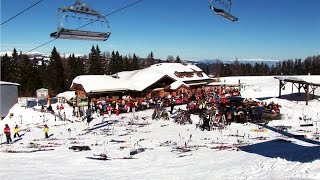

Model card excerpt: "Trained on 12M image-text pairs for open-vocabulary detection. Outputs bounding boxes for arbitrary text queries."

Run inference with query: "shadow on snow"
[240,123,320,163]
[240,139,320,163]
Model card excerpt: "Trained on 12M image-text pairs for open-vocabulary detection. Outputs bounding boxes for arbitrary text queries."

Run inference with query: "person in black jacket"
[202,114,210,131]
[86,106,93,125]
[170,98,175,114]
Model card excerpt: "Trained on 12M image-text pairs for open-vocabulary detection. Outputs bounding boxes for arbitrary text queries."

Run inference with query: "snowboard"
[130,148,145,155]
[86,156,112,161]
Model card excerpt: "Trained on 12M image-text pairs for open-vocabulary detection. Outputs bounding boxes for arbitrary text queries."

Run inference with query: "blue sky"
[1,0,320,61]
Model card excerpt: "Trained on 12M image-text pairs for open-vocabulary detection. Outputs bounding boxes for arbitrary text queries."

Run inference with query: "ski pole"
[220,130,223,145]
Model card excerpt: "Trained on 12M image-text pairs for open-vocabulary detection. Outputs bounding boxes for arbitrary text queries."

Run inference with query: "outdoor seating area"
[185,86,282,130]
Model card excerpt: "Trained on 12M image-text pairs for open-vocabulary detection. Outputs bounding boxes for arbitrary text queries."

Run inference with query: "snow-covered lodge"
[70,63,212,101]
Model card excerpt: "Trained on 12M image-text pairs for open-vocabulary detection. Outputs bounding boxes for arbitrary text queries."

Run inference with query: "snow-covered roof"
[274,76,320,86]
[116,63,209,82]
[170,81,189,90]
[115,69,172,91]
[71,75,129,93]
[128,73,171,91]
[148,63,209,81]
[56,91,76,101]
[71,63,209,93]
[0,81,20,86]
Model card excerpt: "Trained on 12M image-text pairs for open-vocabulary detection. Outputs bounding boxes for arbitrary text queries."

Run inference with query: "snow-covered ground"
[1,76,320,180]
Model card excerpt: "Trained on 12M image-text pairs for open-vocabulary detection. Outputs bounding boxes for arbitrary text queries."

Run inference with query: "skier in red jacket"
[3,124,12,144]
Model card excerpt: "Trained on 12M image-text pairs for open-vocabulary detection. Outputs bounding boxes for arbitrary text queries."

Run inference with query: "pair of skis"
[86,154,137,161]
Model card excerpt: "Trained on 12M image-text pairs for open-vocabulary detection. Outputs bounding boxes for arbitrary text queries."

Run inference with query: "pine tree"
[96,45,103,74]
[88,46,96,74]
[75,56,85,76]
[115,51,122,72]
[145,51,155,67]
[167,55,174,62]
[31,59,43,96]
[108,51,117,74]
[0,54,10,81]
[88,45,103,75]
[205,64,210,75]
[231,58,241,76]
[132,53,139,70]
[313,55,320,74]
[47,47,66,95]
[38,58,48,88]
[126,54,133,71]
[65,55,85,87]
[175,55,181,63]
[17,55,40,96]
[123,56,130,71]
[101,51,110,74]
[1,48,20,83]
[66,54,77,88]
[303,57,312,75]
[212,61,223,77]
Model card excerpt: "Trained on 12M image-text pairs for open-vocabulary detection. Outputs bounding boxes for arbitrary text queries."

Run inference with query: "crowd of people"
[184,86,281,130]
[21,84,281,135]
[73,95,182,120]
[70,85,280,127]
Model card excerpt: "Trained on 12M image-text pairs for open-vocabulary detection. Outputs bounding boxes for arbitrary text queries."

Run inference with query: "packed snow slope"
[1,76,320,180]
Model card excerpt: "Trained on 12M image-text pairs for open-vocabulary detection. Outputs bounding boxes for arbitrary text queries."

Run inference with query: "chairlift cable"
[26,0,144,53]
[1,0,45,26]
[27,38,58,53]
[75,0,144,31]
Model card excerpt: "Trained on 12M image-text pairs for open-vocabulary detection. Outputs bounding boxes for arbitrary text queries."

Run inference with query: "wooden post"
[278,80,282,98]
[312,86,315,99]
[298,83,301,96]
[306,84,309,105]
[291,83,294,101]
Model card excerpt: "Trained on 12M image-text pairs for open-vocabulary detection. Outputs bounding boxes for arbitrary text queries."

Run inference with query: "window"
[174,71,185,78]
[185,72,194,78]
[196,72,203,77]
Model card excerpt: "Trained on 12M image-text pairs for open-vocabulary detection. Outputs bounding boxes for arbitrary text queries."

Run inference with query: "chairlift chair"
[210,0,238,22]
[50,0,111,41]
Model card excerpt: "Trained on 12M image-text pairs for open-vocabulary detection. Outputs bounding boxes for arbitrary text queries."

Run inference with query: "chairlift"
[210,0,238,22]
[50,0,111,41]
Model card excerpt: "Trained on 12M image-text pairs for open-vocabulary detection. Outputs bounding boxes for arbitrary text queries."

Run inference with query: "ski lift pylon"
[210,0,238,22]
[50,0,111,41]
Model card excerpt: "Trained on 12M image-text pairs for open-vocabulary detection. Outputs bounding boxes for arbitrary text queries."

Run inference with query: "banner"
[77,97,88,107]
[36,88,48,100]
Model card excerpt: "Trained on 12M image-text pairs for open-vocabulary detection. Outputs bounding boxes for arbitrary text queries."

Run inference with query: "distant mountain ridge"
[197,59,280,65]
